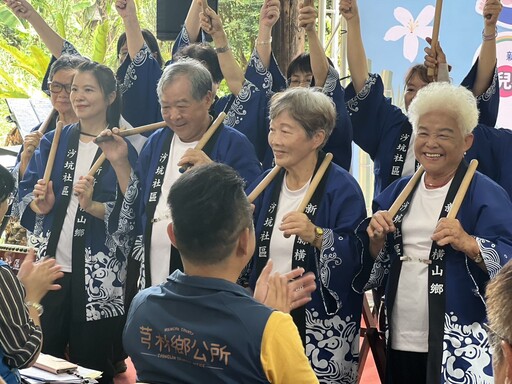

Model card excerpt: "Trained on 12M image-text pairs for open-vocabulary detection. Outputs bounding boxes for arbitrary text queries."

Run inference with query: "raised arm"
[299,2,329,87]
[340,0,368,94]
[256,0,280,69]
[115,0,145,61]
[183,0,204,43]
[472,0,502,97]
[200,7,245,95]
[4,0,64,58]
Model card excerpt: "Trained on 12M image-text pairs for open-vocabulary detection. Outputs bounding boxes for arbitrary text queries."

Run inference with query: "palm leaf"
[92,20,109,63]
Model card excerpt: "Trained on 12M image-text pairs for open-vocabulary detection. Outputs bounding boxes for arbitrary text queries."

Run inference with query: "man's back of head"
[486,260,512,384]
[167,162,253,268]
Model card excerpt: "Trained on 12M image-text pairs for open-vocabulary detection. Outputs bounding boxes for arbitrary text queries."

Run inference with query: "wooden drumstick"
[388,165,425,218]
[88,154,106,177]
[297,152,333,213]
[94,121,167,143]
[282,153,333,239]
[446,159,478,219]
[88,125,131,176]
[247,165,282,203]
[179,112,226,173]
[26,108,57,155]
[428,0,443,78]
[39,121,63,200]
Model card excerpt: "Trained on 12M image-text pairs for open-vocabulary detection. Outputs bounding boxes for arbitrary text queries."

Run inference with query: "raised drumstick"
[94,121,167,143]
[428,0,443,78]
[178,112,226,173]
[40,121,64,200]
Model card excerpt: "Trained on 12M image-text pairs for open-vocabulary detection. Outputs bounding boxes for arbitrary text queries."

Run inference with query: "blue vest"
[0,261,21,384]
[124,270,274,383]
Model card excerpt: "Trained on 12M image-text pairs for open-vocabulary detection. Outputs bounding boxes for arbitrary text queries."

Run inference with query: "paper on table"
[20,366,81,383]
[20,365,101,383]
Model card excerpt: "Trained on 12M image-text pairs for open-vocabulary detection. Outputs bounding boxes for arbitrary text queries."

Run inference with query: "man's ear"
[167,222,177,247]
[236,227,251,259]
[502,340,512,380]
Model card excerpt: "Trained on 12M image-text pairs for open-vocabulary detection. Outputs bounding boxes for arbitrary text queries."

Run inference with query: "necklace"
[80,131,98,137]
[425,177,453,189]
[79,123,109,138]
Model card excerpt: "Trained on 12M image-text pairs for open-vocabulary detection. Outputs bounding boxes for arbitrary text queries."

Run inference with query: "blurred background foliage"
[0,0,260,143]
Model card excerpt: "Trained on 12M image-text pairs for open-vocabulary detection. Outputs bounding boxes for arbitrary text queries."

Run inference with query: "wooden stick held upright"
[26,109,57,155]
[40,121,63,200]
[88,154,106,177]
[94,121,167,143]
[446,159,478,219]
[297,152,333,213]
[247,165,282,203]
[388,165,425,218]
[428,0,444,78]
[42,121,63,183]
[179,112,226,173]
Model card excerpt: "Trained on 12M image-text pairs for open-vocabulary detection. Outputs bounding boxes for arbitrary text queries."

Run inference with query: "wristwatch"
[314,226,324,244]
[473,251,483,264]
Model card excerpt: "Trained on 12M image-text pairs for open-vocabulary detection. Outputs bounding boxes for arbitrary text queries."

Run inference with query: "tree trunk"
[273,0,304,77]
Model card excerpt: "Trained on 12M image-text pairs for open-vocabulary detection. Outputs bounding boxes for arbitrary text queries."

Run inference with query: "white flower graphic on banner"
[384,6,435,62]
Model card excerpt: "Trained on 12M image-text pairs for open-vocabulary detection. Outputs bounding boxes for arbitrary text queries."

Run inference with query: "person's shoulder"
[0,261,13,276]
[0,262,20,288]
[219,124,254,146]
[327,162,363,191]
[130,285,163,308]
[141,127,170,150]
[472,170,509,195]
[220,124,245,138]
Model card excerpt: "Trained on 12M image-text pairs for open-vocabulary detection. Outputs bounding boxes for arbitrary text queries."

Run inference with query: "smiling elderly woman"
[245,87,367,383]
[363,82,512,384]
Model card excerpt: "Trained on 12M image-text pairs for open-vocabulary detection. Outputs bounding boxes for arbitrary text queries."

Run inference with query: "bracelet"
[215,45,230,54]
[26,301,44,316]
[482,27,498,41]
[256,37,272,45]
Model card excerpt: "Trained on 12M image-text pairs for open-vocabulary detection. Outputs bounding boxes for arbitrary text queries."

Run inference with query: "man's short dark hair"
[174,43,224,84]
[168,163,253,265]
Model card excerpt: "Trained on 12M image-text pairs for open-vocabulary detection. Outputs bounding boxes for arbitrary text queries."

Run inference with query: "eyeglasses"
[483,322,511,351]
[287,78,312,87]
[48,81,72,94]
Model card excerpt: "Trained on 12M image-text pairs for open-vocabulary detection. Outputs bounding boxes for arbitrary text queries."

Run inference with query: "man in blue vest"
[123,163,318,383]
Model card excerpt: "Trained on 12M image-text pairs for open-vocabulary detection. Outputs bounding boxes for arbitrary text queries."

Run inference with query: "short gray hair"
[408,82,479,136]
[269,87,336,148]
[157,58,213,102]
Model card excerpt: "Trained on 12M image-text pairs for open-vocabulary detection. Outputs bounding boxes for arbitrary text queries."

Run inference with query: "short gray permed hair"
[269,87,336,148]
[408,82,479,136]
[157,58,213,102]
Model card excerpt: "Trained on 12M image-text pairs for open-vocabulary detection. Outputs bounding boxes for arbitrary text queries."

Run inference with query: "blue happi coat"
[345,60,500,196]
[247,164,366,383]
[18,123,138,321]
[360,171,512,383]
[108,124,262,288]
